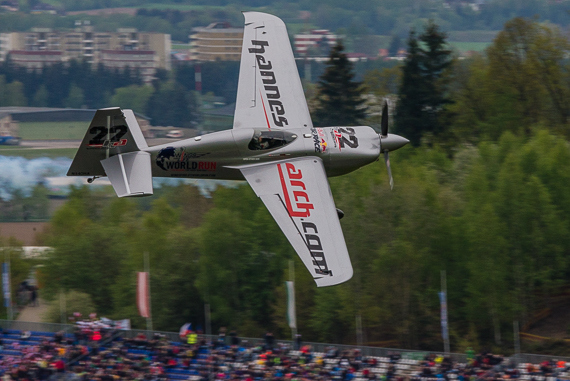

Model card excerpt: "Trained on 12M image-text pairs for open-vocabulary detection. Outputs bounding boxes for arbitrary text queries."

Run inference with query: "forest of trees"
[0,13,569,354]
[25,128,570,353]
[0,59,205,127]
[0,56,392,128]
[4,0,569,40]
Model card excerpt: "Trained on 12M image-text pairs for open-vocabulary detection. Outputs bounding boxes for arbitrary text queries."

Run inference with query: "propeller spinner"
[379,101,409,189]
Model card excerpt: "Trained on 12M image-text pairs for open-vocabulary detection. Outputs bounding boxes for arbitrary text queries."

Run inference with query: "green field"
[448,41,491,53]
[0,147,77,159]
[18,121,89,140]
[134,3,230,11]
[172,43,191,50]
[447,30,499,42]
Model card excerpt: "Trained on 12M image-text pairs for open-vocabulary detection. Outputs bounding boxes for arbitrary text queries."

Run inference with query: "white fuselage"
[146,126,381,181]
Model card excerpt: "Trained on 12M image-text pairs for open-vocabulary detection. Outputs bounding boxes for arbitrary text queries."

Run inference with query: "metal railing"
[3,319,570,365]
[124,328,466,361]
[0,319,74,334]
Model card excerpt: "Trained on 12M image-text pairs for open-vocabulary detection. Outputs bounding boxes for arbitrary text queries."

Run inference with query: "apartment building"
[0,26,171,81]
[0,32,15,62]
[190,22,243,61]
[9,50,62,71]
[100,50,157,83]
[294,29,337,57]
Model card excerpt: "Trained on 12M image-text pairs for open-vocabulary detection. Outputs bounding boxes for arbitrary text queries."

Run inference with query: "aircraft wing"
[240,157,353,287]
[233,12,313,130]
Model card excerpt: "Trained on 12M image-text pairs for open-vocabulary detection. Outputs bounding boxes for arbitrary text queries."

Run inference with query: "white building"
[294,29,337,57]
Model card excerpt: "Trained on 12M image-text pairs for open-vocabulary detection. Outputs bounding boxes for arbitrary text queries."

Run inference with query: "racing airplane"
[67,12,409,287]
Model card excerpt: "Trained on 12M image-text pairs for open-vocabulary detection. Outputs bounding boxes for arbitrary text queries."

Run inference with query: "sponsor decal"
[311,128,321,153]
[248,40,288,128]
[311,128,328,153]
[277,162,330,275]
[337,127,359,149]
[329,130,338,149]
[87,125,128,148]
[316,128,328,152]
[156,147,213,172]
[332,129,342,150]
[329,128,359,151]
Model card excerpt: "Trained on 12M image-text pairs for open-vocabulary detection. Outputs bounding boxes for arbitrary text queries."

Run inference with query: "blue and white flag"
[2,262,10,308]
[439,291,449,341]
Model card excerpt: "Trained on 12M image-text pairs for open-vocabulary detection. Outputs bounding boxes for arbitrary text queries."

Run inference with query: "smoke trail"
[0,156,72,200]
[0,156,240,200]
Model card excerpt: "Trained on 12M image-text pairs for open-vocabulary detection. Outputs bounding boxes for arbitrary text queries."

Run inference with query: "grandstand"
[0,320,569,380]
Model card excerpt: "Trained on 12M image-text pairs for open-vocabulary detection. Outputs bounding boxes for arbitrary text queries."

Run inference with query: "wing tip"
[243,11,286,27]
[315,267,354,287]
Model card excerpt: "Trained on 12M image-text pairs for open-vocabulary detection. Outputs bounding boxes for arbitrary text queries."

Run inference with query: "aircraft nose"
[380,134,409,153]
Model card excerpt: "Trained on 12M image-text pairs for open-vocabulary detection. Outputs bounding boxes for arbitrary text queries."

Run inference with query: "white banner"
[114,319,131,330]
[286,281,296,329]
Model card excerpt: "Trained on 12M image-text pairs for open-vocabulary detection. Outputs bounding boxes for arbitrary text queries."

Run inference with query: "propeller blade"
[384,150,394,190]
[381,101,389,137]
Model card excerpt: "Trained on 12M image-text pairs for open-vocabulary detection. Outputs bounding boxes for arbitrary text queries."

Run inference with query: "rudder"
[67,107,148,177]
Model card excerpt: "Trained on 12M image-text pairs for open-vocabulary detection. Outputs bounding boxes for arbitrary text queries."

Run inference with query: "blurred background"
[0,0,568,355]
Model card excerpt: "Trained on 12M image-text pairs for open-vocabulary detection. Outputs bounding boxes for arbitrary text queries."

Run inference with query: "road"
[16,299,49,323]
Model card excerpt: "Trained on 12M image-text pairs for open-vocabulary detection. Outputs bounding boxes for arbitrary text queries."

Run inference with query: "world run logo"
[155,147,214,172]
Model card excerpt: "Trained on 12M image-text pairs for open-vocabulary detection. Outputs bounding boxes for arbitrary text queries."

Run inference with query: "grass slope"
[0,147,77,159]
[18,121,89,140]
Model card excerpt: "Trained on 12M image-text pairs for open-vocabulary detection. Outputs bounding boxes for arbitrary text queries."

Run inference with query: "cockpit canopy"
[248,130,298,150]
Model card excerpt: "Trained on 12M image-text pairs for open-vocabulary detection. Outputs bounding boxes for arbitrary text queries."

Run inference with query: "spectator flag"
[137,272,150,318]
[2,262,10,308]
[439,291,449,343]
[286,281,296,329]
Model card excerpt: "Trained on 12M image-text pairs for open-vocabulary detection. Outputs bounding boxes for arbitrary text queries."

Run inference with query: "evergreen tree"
[395,21,453,146]
[146,81,198,127]
[32,84,49,107]
[312,41,367,127]
[6,81,27,106]
[0,75,7,106]
[420,21,453,133]
[63,83,85,108]
[394,30,426,146]
[388,35,401,56]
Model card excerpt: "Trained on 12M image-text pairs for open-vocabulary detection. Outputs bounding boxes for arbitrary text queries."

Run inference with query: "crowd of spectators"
[0,327,569,381]
[411,351,570,381]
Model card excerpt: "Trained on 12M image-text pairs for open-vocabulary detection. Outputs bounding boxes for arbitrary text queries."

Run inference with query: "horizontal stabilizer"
[101,151,153,197]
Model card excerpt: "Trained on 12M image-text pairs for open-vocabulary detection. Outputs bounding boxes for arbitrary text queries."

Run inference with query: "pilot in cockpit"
[248,130,294,151]
[258,136,270,149]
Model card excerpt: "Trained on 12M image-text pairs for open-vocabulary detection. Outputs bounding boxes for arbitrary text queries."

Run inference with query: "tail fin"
[68,107,153,197]
[68,107,147,177]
